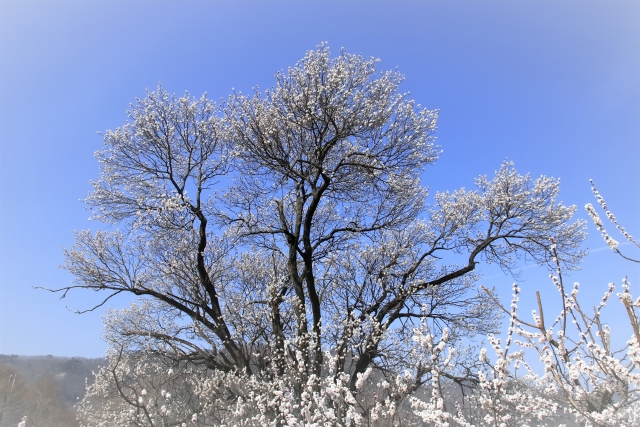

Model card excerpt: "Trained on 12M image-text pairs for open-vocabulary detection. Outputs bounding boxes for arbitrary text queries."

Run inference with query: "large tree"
[58,45,586,425]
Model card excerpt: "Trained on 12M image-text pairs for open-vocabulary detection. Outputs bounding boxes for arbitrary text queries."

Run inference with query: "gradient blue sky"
[1,1,638,357]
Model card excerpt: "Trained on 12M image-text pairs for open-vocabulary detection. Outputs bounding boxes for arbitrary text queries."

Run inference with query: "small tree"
[56,45,586,426]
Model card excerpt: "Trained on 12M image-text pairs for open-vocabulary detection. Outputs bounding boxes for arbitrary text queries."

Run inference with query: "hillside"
[0,355,103,427]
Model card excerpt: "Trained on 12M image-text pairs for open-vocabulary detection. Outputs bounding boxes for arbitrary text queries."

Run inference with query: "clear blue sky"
[1,1,638,357]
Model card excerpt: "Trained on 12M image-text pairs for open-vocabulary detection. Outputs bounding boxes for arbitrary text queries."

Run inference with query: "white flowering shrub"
[445,182,640,427]
[404,245,638,427]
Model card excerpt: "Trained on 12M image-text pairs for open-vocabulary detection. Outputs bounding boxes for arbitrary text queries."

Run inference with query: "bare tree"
[0,366,25,427]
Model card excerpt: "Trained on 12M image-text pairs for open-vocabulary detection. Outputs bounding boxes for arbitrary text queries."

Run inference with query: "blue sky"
[1,1,638,357]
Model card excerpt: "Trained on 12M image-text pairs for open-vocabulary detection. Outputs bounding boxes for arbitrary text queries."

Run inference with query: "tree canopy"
[56,45,593,426]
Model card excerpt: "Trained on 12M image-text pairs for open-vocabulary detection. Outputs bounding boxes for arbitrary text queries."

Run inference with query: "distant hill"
[0,355,104,427]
